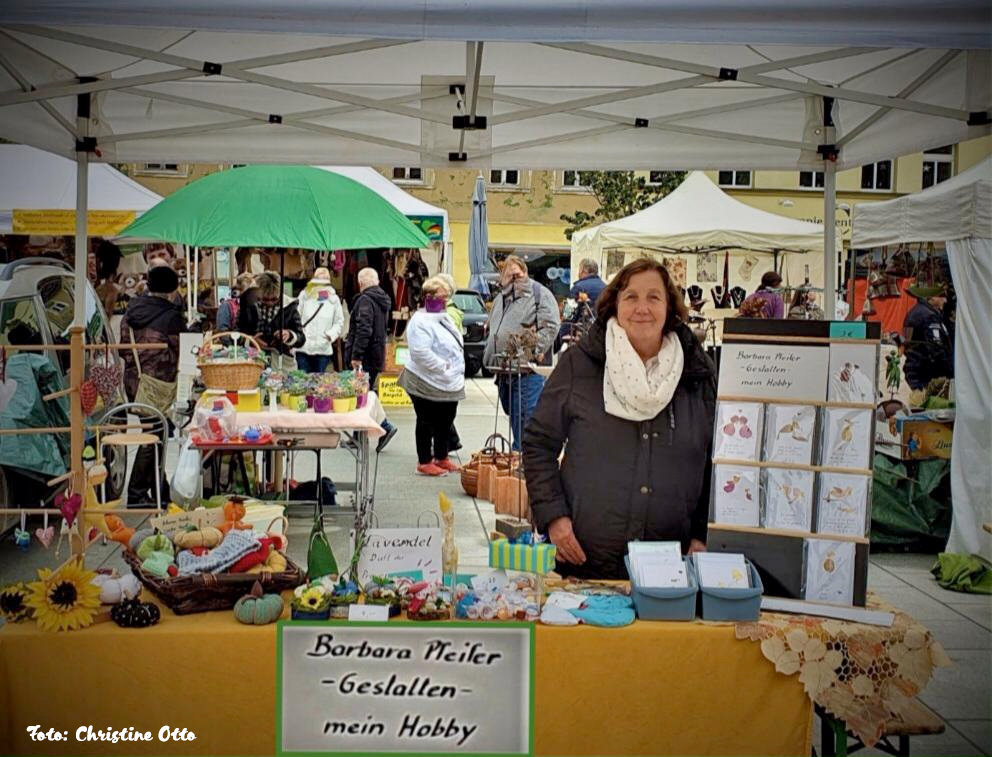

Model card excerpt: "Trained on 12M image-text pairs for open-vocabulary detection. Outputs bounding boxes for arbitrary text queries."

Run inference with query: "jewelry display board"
[709,319,881,607]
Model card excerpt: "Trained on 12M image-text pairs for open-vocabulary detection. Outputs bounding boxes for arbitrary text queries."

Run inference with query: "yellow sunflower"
[0,582,31,623]
[25,561,102,632]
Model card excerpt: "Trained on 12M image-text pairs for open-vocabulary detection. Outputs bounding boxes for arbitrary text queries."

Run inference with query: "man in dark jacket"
[903,284,952,391]
[237,271,305,370]
[346,267,397,451]
[569,257,607,305]
[120,265,185,505]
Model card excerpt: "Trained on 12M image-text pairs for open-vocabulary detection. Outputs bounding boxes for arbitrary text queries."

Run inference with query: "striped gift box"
[488,540,557,574]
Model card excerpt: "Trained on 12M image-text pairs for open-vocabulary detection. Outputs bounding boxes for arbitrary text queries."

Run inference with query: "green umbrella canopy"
[118,164,431,250]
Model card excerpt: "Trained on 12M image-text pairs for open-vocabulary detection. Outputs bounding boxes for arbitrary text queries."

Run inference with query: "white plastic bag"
[170,436,201,505]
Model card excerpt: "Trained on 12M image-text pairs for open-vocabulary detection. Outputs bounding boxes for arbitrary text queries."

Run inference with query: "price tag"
[348,604,389,622]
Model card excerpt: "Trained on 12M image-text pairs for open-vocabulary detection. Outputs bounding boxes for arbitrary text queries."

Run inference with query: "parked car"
[0,258,126,532]
[452,288,489,377]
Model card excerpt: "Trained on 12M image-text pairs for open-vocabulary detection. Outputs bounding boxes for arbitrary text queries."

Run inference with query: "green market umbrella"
[119,164,430,250]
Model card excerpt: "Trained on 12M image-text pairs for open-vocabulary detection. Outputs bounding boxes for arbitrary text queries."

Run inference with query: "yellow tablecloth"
[0,605,811,756]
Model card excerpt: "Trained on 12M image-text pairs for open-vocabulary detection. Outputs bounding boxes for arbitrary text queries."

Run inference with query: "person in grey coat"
[523,258,717,580]
[483,255,560,450]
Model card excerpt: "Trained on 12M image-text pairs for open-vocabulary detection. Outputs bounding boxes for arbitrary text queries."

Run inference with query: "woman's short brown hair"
[597,258,688,332]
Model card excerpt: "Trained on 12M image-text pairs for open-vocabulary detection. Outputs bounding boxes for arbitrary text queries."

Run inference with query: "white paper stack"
[627,542,688,588]
[695,552,751,589]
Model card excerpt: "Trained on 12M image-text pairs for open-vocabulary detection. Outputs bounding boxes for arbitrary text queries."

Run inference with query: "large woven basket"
[123,549,304,615]
[461,433,520,497]
[198,331,265,390]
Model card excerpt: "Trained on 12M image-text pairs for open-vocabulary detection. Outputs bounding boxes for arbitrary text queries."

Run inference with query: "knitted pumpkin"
[233,581,284,625]
[111,598,160,628]
[104,515,135,547]
[174,526,223,550]
[217,501,251,534]
[136,534,174,560]
[92,573,141,604]
[246,549,288,574]
[128,528,154,553]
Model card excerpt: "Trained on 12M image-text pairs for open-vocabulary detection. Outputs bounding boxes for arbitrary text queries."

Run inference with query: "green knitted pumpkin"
[233,581,284,625]
[137,533,174,560]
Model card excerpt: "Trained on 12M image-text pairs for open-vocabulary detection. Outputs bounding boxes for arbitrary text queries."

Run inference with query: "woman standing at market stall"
[294,267,344,373]
[398,276,465,476]
[523,258,717,579]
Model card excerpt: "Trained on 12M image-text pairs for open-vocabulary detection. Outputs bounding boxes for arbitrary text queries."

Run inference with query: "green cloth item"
[137,534,174,560]
[307,512,338,580]
[930,552,992,594]
[0,354,71,478]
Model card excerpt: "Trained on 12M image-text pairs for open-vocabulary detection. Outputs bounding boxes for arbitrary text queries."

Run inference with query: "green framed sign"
[277,621,535,756]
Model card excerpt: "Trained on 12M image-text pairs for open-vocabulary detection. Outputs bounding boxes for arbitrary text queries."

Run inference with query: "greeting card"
[821,408,873,469]
[816,472,870,537]
[828,343,877,404]
[712,465,760,526]
[695,552,750,588]
[804,539,856,605]
[763,468,815,532]
[713,402,763,461]
[763,404,816,465]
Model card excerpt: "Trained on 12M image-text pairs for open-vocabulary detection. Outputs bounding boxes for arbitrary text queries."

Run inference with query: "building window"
[799,171,824,189]
[922,145,954,189]
[490,169,520,187]
[561,170,591,189]
[860,160,893,191]
[647,170,674,185]
[717,170,752,188]
[136,162,184,176]
[392,167,423,183]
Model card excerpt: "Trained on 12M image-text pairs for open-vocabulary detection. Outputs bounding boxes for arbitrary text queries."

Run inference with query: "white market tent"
[0,143,162,233]
[853,158,992,558]
[571,170,836,290]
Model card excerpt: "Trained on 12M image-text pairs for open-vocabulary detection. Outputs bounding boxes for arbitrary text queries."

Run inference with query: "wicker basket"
[460,433,520,497]
[198,331,266,391]
[123,549,304,615]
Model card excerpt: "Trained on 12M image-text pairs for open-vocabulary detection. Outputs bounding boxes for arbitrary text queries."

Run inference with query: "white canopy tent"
[0,143,162,233]
[571,170,836,292]
[853,158,991,558]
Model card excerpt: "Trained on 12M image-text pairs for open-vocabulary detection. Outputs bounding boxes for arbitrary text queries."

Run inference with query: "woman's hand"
[548,517,587,565]
[688,539,706,555]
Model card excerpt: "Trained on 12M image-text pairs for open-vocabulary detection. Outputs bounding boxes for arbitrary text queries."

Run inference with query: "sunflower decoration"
[25,560,102,632]
[0,582,31,623]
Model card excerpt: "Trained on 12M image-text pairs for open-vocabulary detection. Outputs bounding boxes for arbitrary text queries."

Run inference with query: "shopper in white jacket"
[295,267,345,373]
[398,276,466,476]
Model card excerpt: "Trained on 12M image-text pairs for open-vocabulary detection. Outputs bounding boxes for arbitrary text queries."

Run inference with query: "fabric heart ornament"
[89,361,123,404]
[35,526,55,549]
[80,379,98,416]
[59,492,82,526]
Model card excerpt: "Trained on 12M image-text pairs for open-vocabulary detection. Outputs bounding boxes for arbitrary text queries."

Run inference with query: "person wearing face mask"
[523,258,717,579]
[295,267,345,373]
[482,255,560,450]
[397,277,466,476]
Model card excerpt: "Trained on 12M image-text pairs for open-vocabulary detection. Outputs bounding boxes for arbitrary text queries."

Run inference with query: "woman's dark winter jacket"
[523,320,717,580]
[345,285,391,372]
[120,293,184,402]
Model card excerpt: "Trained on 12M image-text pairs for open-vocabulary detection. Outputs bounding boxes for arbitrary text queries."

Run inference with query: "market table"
[0,602,812,757]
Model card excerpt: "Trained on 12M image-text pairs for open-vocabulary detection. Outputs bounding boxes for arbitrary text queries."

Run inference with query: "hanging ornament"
[35,508,54,549]
[89,344,123,404]
[80,378,98,416]
[14,510,30,552]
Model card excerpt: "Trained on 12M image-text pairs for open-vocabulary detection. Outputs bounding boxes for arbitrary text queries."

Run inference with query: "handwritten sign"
[351,528,442,586]
[150,508,224,536]
[378,376,413,407]
[717,344,828,402]
[278,624,532,754]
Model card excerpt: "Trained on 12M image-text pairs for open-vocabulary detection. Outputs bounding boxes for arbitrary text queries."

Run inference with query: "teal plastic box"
[690,556,764,622]
[624,555,698,621]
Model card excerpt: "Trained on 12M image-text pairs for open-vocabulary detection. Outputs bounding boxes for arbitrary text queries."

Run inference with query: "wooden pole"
[69,327,86,557]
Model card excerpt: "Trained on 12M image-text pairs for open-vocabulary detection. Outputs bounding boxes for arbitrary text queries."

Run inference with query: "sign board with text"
[378,376,413,407]
[350,527,443,586]
[12,209,136,236]
[717,343,828,402]
[278,623,532,754]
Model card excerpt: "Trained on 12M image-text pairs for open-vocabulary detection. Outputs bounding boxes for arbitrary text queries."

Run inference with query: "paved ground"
[0,378,988,755]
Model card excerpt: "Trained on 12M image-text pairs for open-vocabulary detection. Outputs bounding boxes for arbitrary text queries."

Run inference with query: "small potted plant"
[353,371,371,409]
[328,374,351,414]
[363,576,401,617]
[291,583,331,620]
[339,371,358,411]
[313,385,332,414]
[285,378,307,412]
[328,577,361,618]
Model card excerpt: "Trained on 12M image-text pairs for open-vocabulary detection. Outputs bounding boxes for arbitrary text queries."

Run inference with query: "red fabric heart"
[59,492,82,526]
[80,380,98,416]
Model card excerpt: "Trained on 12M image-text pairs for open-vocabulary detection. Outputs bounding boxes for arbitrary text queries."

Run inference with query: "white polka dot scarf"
[603,316,684,422]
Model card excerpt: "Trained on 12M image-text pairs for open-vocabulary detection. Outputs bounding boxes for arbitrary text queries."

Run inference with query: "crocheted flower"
[0,582,31,623]
[25,561,102,632]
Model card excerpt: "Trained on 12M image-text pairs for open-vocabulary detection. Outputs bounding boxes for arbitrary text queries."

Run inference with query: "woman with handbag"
[294,267,345,373]
[120,265,184,505]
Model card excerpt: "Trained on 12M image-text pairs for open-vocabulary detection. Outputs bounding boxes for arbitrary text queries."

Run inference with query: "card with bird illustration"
[763,403,817,465]
[815,472,870,537]
[821,408,873,469]
[762,468,815,532]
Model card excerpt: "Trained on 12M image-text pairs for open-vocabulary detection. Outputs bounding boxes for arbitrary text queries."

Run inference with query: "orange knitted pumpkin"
[104,515,135,546]
[217,500,251,534]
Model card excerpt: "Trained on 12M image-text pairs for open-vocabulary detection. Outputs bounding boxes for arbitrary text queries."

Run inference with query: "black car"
[452,288,489,377]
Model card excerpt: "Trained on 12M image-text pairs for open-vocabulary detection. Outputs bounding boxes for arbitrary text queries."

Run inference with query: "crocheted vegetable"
[246,550,287,574]
[217,501,252,534]
[228,537,275,573]
[173,526,223,550]
[136,534,174,560]
[233,581,283,625]
[128,528,154,552]
[111,598,160,628]
[104,515,135,547]
[141,552,174,578]
[91,573,141,604]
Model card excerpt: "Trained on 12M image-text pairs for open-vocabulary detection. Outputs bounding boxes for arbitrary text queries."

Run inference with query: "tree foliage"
[560,171,685,240]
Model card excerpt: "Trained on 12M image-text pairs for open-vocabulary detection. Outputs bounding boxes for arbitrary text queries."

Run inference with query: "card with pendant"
[763,404,816,465]
[713,401,763,461]
[821,408,872,469]
[763,468,814,532]
[712,464,760,526]
[804,539,856,605]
